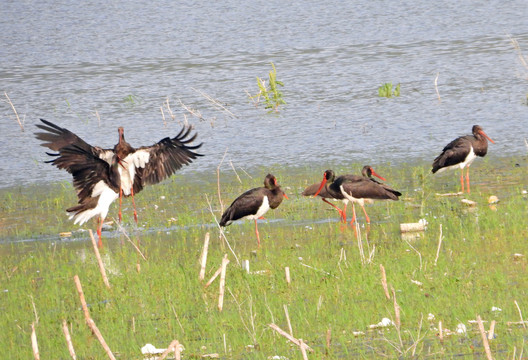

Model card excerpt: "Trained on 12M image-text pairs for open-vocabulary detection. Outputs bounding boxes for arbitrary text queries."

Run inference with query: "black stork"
[432,125,494,193]
[303,165,389,223]
[313,169,401,225]
[219,174,288,247]
[35,119,203,247]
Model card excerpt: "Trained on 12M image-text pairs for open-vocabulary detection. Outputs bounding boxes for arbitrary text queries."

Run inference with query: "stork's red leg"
[254,219,261,247]
[97,217,103,248]
[466,167,471,193]
[322,199,345,221]
[349,203,357,225]
[130,187,138,223]
[460,169,465,193]
[360,204,370,224]
[342,203,347,223]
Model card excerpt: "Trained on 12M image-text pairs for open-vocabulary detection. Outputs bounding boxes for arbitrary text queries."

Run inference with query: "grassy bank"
[0,157,527,359]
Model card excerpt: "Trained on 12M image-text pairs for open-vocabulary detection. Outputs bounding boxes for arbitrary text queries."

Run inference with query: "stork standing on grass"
[432,125,494,193]
[219,174,288,247]
[35,119,203,247]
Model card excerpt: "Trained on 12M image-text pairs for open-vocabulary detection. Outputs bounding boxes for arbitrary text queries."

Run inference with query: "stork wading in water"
[35,119,203,246]
[313,169,401,225]
[219,174,288,247]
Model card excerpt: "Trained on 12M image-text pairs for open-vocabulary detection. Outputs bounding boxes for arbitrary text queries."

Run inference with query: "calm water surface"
[1,0,528,188]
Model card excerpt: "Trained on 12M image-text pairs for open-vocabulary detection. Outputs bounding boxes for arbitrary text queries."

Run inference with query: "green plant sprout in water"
[378,82,401,98]
[250,62,286,112]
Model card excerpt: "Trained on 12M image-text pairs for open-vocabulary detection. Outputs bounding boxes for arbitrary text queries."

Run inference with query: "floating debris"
[461,199,477,207]
[369,317,393,329]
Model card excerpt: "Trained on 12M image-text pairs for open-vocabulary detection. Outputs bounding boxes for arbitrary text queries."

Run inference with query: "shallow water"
[1,0,528,189]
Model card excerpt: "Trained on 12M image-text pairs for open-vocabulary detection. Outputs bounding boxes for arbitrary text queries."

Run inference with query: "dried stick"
[88,229,110,289]
[4,92,24,131]
[391,287,401,329]
[477,315,493,360]
[160,106,167,127]
[158,340,182,360]
[205,264,224,288]
[199,232,210,281]
[204,193,240,266]
[488,320,496,340]
[218,255,229,311]
[299,339,309,360]
[434,72,442,102]
[380,264,390,300]
[514,300,527,329]
[73,275,116,360]
[113,219,147,261]
[31,322,40,360]
[192,88,237,119]
[217,147,228,214]
[283,304,293,337]
[285,266,291,284]
[29,295,39,324]
[434,224,443,266]
[268,323,314,352]
[326,328,331,351]
[62,319,77,359]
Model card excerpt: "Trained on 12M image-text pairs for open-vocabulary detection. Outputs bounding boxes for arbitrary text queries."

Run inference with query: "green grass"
[1,158,527,359]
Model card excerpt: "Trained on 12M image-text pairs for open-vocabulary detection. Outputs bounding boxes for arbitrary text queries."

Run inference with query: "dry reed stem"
[31,322,40,360]
[4,92,24,131]
[160,106,166,127]
[435,224,443,266]
[380,264,390,300]
[515,300,527,329]
[477,315,493,360]
[205,264,224,288]
[62,320,77,359]
[160,340,182,360]
[113,219,147,261]
[434,72,442,102]
[218,255,229,311]
[192,87,237,119]
[199,232,210,281]
[299,339,309,360]
[391,287,401,329]
[73,275,117,360]
[88,229,111,289]
[326,328,331,350]
[217,147,228,214]
[204,194,240,266]
[268,323,314,352]
[285,266,291,284]
[488,320,496,340]
[508,34,528,73]
[95,110,101,127]
[283,304,293,337]
[228,160,242,183]
[29,294,39,324]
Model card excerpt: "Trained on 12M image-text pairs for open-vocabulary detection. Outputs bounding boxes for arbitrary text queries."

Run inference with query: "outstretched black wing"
[131,125,203,186]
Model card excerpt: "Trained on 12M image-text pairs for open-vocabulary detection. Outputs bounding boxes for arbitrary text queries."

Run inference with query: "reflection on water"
[1,0,528,188]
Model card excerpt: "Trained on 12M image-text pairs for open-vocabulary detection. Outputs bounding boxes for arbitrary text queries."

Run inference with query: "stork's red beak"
[479,130,495,144]
[313,176,327,198]
[283,193,289,199]
[370,168,386,181]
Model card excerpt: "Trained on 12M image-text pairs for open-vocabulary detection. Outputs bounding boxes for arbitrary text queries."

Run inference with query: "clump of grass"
[378,82,401,98]
[249,62,286,112]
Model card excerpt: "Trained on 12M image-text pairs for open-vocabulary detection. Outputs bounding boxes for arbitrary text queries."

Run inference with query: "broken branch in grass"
[62,320,77,360]
[88,229,111,289]
[268,323,314,353]
[73,275,117,360]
